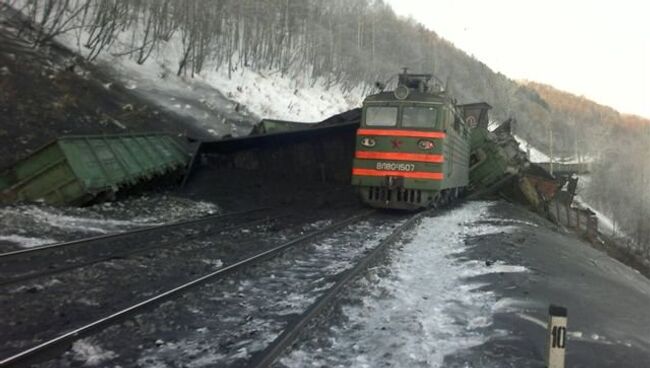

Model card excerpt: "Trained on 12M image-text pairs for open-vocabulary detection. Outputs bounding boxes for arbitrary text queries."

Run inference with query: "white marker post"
[546,305,568,368]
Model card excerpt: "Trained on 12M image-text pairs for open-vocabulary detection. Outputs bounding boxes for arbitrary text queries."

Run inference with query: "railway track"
[1,207,350,361]
[249,209,428,368]
[0,207,271,258]
[0,209,377,367]
[0,208,273,286]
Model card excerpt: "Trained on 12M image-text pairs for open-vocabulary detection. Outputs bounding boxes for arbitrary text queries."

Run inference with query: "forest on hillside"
[528,82,650,252]
[3,0,650,257]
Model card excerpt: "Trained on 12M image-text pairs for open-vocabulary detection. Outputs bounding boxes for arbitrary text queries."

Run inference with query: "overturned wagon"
[0,133,190,205]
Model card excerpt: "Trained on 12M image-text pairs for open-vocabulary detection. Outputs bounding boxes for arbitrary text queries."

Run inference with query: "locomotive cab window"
[365,106,398,126]
[402,106,437,128]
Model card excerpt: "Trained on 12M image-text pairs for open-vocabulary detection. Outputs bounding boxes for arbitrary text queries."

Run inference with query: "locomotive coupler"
[385,176,404,190]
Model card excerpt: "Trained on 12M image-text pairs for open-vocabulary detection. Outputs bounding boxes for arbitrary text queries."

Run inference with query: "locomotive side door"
[446,108,454,178]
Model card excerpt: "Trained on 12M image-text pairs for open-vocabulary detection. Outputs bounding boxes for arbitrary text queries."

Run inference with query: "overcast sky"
[385,0,650,119]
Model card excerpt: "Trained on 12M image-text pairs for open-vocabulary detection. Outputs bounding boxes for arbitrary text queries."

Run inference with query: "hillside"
[522,80,650,256]
[2,0,650,256]
[526,81,650,127]
[524,80,650,151]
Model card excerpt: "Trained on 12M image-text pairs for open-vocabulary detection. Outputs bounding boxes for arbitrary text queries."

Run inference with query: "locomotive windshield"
[402,106,437,128]
[365,106,397,126]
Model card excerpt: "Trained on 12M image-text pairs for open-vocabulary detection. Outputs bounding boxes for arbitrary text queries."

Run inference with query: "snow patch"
[203,67,364,122]
[491,297,540,313]
[71,339,117,366]
[514,135,594,164]
[513,135,551,163]
[18,206,158,234]
[516,313,547,329]
[0,196,220,249]
[569,331,584,338]
[482,217,540,228]
[10,278,62,294]
[574,196,616,235]
[461,260,529,277]
[55,27,363,137]
[201,259,223,268]
[281,201,528,367]
[0,234,57,248]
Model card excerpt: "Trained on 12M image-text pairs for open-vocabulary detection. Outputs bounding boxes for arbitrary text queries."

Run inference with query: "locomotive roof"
[363,91,455,105]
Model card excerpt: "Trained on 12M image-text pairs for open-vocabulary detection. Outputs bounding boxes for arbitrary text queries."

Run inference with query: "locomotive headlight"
[418,139,435,150]
[361,137,376,147]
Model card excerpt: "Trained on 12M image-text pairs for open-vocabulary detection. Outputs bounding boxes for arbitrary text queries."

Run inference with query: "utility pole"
[549,126,554,176]
[642,125,650,255]
[573,119,580,164]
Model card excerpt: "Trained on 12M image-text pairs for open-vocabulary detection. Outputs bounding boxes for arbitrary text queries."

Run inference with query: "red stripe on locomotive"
[355,151,444,163]
[357,129,446,139]
[352,168,444,180]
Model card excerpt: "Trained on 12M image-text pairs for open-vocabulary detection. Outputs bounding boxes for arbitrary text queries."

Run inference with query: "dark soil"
[443,201,650,367]
[593,234,650,280]
[0,9,213,171]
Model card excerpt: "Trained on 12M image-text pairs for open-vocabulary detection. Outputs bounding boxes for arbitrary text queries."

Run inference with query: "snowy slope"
[202,67,364,123]
[513,135,551,163]
[573,175,616,236]
[513,135,594,164]
[56,32,364,138]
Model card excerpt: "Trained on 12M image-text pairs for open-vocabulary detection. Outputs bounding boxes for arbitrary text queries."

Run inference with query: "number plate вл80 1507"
[375,162,415,172]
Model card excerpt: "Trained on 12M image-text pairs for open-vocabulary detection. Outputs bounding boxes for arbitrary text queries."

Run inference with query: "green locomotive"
[351,71,470,209]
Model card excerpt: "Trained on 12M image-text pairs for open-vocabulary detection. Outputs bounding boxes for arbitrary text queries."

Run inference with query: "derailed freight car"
[466,116,564,212]
[0,134,190,205]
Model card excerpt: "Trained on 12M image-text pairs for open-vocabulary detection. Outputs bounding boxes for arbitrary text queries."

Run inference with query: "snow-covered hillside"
[513,135,594,164]
[513,135,551,163]
[57,31,364,138]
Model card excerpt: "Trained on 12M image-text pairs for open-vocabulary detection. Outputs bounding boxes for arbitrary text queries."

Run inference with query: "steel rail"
[0,209,375,367]
[0,207,270,259]
[248,209,430,368]
[0,215,281,287]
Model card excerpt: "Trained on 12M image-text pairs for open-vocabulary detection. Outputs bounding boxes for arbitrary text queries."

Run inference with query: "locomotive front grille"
[367,187,422,204]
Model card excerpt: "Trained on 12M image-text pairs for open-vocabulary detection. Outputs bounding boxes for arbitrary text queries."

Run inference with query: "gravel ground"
[25,212,407,367]
[0,208,274,284]
[6,197,649,367]
[0,204,361,360]
[0,194,221,252]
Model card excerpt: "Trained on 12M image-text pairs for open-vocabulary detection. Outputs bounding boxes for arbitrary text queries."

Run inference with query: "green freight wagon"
[0,133,190,206]
[466,113,529,192]
[468,126,514,191]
